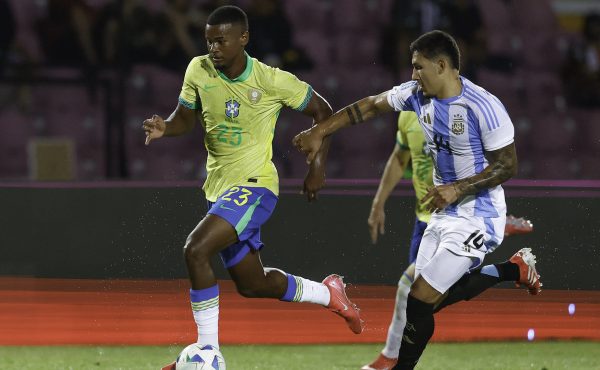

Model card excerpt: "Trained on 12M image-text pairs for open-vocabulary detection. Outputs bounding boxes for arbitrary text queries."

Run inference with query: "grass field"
[1,342,598,370]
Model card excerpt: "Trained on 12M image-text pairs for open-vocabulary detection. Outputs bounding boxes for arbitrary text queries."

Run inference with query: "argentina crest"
[451,114,465,135]
[225,99,240,118]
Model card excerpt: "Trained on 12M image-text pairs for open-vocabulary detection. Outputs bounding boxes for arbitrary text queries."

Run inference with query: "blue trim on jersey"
[178,96,197,110]
[295,85,313,111]
[433,100,458,215]
[465,88,499,130]
[467,108,486,173]
[483,217,499,252]
[466,108,498,217]
[475,189,498,217]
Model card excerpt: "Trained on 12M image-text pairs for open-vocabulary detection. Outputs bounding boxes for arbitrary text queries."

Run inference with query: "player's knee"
[235,283,263,298]
[183,234,211,264]
[410,276,442,304]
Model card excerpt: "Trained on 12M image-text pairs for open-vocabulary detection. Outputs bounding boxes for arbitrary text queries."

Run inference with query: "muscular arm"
[373,144,411,209]
[143,103,197,145]
[368,144,411,243]
[422,143,518,211]
[301,90,333,169]
[454,143,518,197]
[316,91,394,137]
[293,91,394,162]
[298,90,333,201]
[163,103,197,136]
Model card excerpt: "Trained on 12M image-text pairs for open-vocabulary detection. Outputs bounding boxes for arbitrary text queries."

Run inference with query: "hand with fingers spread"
[292,126,325,164]
[367,204,385,244]
[421,183,460,213]
[143,114,166,145]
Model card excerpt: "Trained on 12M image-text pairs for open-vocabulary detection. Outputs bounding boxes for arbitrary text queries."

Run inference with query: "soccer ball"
[176,343,226,370]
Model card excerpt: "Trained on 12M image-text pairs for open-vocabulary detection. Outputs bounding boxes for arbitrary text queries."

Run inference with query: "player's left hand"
[293,127,324,164]
[302,165,325,202]
[422,183,460,212]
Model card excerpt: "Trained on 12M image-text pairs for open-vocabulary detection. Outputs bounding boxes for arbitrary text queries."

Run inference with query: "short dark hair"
[207,5,249,31]
[410,30,461,70]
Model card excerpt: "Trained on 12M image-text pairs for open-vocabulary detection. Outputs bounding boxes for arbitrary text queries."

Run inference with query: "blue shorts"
[207,186,277,268]
[409,218,428,264]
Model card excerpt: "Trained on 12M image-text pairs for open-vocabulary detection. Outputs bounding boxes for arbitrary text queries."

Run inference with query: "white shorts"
[415,213,506,294]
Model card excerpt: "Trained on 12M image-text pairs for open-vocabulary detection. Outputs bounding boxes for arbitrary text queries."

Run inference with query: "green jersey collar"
[217,52,253,83]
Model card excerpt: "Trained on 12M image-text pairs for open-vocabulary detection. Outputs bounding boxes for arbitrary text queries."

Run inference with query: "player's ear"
[436,58,446,75]
[240,31,249,47]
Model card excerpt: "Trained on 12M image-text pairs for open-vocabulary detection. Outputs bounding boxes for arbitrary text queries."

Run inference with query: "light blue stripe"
[481,264,500,278]
[472,88,501,129]
[464,90,494,130]
[433,101,458,215]
[483,217,499,251]
[467,85,499,128]
[466,88,499,129]
[467,108,485,173]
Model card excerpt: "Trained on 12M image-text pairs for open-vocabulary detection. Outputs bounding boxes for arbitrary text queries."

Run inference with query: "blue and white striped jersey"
[386,77,514,218]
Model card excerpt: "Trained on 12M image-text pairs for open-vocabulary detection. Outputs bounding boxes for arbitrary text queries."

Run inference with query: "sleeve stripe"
[295,85,313,111]
[397,141,409,150]
[178,96,197,110]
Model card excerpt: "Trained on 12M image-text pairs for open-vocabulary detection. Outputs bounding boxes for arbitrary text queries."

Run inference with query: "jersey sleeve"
[272,68,312,111]
[387,81,419,112]
[178,58,200,110]
[478,97,515,151]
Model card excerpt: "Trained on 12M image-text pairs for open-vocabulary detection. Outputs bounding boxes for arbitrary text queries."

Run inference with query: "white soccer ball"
[175,343,226,370]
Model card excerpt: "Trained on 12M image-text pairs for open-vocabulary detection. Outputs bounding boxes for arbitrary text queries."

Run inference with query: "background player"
[143,6,363,368]
[293,30,542,369]
[362,111,536,370]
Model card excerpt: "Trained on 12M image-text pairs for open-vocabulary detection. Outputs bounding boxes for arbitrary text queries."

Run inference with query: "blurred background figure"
[245,0,313,72]
[561,12,600,109]
[0,0,598,182]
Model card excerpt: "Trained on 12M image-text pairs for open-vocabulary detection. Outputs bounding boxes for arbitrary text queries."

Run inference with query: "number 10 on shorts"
[463,230,485,253]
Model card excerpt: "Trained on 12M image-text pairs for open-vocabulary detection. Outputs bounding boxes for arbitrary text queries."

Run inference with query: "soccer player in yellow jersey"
[142,6,363,365]
[362,111,535,370]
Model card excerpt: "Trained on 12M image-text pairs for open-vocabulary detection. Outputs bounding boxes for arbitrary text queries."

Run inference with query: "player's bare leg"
[228,249,364,334]
[185,214,239,289]
[183,214,238,349]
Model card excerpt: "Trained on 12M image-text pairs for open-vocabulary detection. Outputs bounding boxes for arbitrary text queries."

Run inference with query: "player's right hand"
[143,114,166,145]
[292,127,324,164]
[367,205,385,244]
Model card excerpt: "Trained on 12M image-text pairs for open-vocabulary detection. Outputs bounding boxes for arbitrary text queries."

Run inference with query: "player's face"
[411,51,443,98]
[205,23,248,69]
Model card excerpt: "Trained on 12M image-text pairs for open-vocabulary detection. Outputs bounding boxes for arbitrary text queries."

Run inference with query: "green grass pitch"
[0,342,598,369]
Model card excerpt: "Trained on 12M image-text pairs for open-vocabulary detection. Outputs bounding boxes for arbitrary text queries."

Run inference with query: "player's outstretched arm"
[368,144,411,244]
[143,103,197,145]
[422,143,518,212]
[299,90,334,202]
[293,90,393,164]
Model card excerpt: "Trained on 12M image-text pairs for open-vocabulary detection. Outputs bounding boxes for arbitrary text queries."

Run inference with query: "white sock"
[297,277,331,305]
[382,272,413,359]
[192,305,219,349]
[190,286,220,349]
[281,273,331,306]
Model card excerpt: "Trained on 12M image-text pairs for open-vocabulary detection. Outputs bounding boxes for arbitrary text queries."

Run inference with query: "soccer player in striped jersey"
[294,30,541,369]
[361,111,536,370]
[143,6,363,368]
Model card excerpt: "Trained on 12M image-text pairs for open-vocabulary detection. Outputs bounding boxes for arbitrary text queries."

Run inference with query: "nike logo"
[200,84,218,92]
[219,204,236,211]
